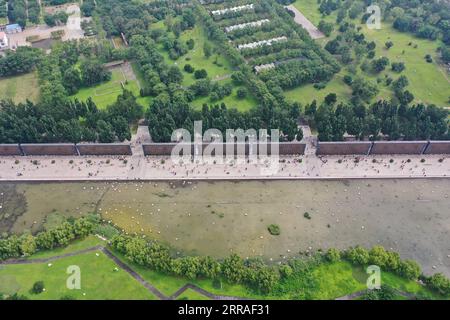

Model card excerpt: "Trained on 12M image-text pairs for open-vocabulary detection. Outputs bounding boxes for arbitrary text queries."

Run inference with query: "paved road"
[286,5,325,39]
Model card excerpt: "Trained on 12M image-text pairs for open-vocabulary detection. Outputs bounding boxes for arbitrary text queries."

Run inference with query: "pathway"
[285,5,325,40]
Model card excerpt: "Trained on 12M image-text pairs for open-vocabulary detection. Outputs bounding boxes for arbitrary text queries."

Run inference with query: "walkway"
[285,5,325,40]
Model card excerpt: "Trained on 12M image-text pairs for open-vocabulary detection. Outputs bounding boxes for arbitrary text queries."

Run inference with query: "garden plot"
[237,36,287,50]
[211,4,254,16]
[224,19,270,33]
[201,0,340,91]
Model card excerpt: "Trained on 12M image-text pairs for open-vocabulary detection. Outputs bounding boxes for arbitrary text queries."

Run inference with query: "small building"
[0,32,8,49]
[5,24,22,34]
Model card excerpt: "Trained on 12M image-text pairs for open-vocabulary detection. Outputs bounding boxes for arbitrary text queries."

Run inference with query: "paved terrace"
[0,127,449,181]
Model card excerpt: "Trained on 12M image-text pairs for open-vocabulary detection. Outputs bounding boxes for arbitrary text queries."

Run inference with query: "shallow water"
[0,179,449,276]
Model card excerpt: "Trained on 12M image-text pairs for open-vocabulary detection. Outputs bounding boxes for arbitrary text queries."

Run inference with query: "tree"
[186,39,195,50]
[385,41,394,49]
[80,60,111,86]
[391,62,405,73]
[324,93,337,105]
[96,120,115,143]
[372,57,390,73]
[351,77,379,102]
[442,47,450,63]
[392,75,409,92]
[109,90,142,123]
[31,281,45,294]
[318,20,334,37]
[63,67,82,95]
[203,42,212,59]
[167,66,183,84]
[194,69,208,79]
[184,64,194,73]
[237,88,247,99]
[19,234,37,257]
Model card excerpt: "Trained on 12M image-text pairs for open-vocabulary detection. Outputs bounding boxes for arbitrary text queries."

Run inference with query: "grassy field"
[1,235,443,300]
[176,288,211,300]
[71,68,151,109]
[291,0,450,107]
[0,249,156,300]
[0,72,40,103]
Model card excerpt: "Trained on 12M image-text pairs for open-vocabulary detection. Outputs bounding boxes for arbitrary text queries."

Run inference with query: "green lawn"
[70,69,151,109]
[0,72,40,103]
[284,70,352,106]
[292,0,450,107]
[1,236,445,300]
[176,288,210,300]
[28,236,105,261]
[0,250,156,300]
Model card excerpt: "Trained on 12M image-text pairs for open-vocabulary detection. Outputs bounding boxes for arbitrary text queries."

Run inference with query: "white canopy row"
[211,4,254,16]
[254,63,276,73]
[225,19,270,33]
[237,36,287,50]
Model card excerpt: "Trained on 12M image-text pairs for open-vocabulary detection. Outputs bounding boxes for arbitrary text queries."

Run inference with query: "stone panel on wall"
[424,141,450,154]
[317,142,372,155]
[76,144,132,156]
[0,144,22,156]
[370,141,428,155]
[21,144,78,156]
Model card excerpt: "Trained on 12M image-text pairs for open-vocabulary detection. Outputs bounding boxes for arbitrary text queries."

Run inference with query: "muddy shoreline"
[0,179,449,277]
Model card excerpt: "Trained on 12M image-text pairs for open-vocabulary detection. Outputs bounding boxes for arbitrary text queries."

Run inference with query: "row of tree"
[0,216,94,260]
[310,96,449,141]
[0,89,142,144]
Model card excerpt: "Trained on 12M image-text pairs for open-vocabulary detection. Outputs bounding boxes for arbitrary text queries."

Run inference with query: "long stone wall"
[317,142,372,155]
[371,141,428,155]
[424,141,450,154]
[21,144,78,156]
[0,144,22,156]
[77,143,132,156]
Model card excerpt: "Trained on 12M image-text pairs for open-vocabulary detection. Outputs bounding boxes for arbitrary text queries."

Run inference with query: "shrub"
[267,224,281,236]
[362,285,396,300]
[194,69,207,79]
[279,264,293,278]
[236,88,247,99]
[184,64,194,73]
[426,273,450,296]
[31,281,45,294]
[399,260,421,280]
[346,246,370,265]
[326,248,341,262]
[368,246,389,268]
[303,212,311,220]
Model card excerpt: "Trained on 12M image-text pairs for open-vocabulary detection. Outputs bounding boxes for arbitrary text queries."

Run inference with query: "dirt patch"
[0,184,27,234]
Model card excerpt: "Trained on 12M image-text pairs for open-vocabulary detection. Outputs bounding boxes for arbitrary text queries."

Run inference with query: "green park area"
[0,72,40,103]
[150,21,257,112]
[70,68,151,110]
[289,0,450,107]
[0,234,445,300]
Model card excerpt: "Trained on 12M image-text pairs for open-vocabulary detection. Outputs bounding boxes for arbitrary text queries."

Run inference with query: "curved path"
[0,245,247,300]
